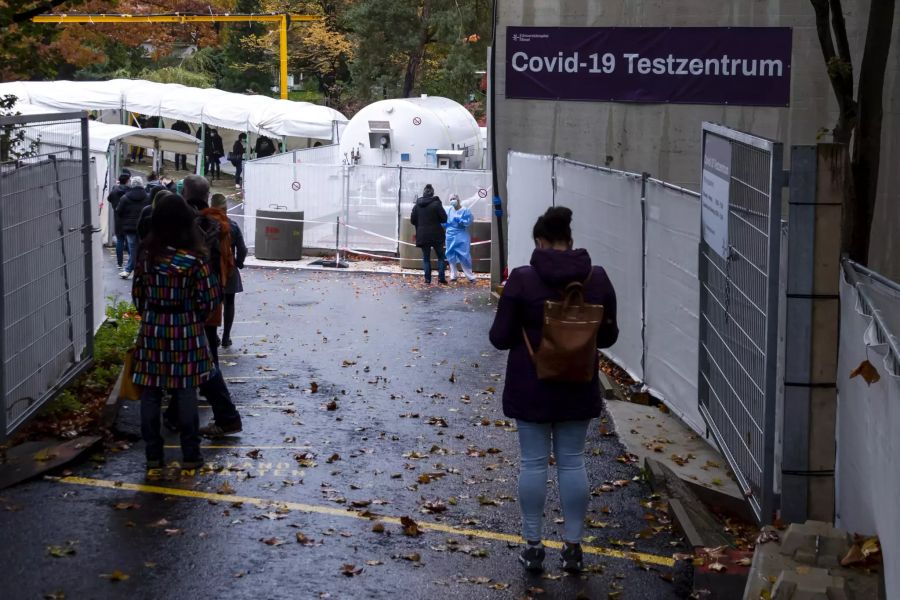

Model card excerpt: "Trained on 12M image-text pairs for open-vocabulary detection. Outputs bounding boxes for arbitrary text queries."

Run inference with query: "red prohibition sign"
[477,188,488,198]
[412,116,422,126]
[291,181,302,191]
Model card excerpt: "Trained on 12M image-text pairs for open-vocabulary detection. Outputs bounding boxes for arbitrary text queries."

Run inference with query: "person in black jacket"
[108,170,131,270]
[232,133,247,188]
[410,184,448,285]
[210,194,247,348]
[255,135,276,158]
[116,176,150,279]
[171,120,191,170]
[209,129,224,180]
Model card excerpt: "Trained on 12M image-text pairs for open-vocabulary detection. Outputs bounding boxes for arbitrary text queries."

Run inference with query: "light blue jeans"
[516,419,591,544]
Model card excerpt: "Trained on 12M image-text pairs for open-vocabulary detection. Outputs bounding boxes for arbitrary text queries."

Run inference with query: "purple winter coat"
[489,248,618,423]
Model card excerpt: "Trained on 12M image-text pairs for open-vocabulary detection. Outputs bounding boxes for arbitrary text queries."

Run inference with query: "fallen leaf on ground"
[371,523,385,533]
[296,532,315,545]
[217,482,236,495]
[400,516,422,536]
[261,537,286,546]
[47,544,76,558]
[113,502,140,511]
[99,571,129,582]
[340,564,362,576]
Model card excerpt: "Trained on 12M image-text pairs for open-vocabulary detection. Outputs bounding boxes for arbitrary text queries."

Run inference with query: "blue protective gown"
[445,206,474,269]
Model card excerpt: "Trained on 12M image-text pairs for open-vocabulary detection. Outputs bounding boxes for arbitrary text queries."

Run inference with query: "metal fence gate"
[698,122,783,523]
[0,111,95,440]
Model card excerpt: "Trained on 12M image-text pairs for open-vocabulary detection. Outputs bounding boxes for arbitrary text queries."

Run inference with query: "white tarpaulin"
[0,79,347,140]
[836,263,900,600]
[644,179,703,433]
[554,159,644,381]
[506,151,553,270]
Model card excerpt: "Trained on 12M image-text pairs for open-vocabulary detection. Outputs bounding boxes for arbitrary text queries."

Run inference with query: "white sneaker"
[119,270,132,279]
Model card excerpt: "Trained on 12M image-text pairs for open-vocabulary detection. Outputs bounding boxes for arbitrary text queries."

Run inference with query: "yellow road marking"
[162,445,310,450]
[55,476,675,568]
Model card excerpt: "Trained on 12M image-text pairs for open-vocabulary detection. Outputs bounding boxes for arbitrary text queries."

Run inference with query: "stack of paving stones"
[743,521,883,599]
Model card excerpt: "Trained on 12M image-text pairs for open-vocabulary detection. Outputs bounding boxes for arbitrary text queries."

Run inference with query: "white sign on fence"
[701,133,731,259]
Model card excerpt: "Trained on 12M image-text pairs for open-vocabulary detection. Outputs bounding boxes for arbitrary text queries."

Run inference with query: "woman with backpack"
[489,206,618,573]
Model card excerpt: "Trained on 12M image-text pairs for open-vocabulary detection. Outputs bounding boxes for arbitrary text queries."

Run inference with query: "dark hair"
[147,171,159,182]
[182,174,210,206]
[118,173,131,185]
[238,133,247,141]
[149,184,169,206]
[141,193,206,262]
[533,206,573,244]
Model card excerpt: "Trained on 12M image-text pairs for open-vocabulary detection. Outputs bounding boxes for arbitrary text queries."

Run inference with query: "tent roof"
[12,102,200,154]
[0,79,347,140]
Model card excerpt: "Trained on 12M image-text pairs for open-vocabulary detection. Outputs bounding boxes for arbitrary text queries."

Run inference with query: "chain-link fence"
[0,112,95,440]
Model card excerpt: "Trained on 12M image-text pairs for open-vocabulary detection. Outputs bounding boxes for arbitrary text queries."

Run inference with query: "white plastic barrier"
[400,166,494,222]
[243,158,493,254]
[644,179,703,433]
[505,150,708,435]
[506,152,553,269]
[346,165,401,252]
[836,263,900,599]
[554,159,644,381]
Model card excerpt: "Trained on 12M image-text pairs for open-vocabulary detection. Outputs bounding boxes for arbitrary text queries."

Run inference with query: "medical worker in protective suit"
[444,194,477,283]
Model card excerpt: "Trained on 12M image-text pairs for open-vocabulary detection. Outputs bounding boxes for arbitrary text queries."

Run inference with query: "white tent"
[0,79,347,141]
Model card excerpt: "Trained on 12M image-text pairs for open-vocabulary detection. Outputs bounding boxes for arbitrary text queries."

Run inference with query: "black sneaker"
[146,458,164,470]
[181,457,204,470]
[561,543,584,573]
[221,337,233,348]
[199,419,243,439]
[519,543,545,572]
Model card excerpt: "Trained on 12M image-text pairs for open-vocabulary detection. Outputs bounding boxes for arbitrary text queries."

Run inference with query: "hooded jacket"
[489,248,619,423]
[107,183,130,235]
[410,190,448,247]
[116,187,150,234]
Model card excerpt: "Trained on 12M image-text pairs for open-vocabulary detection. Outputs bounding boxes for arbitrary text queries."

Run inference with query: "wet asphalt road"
[0,249,685,600]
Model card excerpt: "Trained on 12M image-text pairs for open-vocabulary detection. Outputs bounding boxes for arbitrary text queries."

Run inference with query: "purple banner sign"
[506,27,792,107]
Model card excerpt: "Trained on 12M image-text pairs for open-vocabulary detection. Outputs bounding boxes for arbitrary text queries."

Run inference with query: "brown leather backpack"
[522,273,605,383]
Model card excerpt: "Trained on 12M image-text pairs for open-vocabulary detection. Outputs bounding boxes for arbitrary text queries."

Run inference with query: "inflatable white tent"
[0,79,347,141]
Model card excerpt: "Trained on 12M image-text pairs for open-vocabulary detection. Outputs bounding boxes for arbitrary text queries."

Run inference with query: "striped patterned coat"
[132,247,221,389]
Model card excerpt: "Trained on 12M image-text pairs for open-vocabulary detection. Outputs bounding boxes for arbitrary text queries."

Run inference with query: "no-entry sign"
[506,27,792,107]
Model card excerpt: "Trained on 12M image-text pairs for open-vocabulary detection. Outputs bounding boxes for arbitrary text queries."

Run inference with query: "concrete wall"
[493,0,900,279]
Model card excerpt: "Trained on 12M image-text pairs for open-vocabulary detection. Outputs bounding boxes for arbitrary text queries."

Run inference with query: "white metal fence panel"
[836,261,900,600]
[293,144,340,165]
[289,163,345,250]
[506,152,553,270]
[644,179,703,433]
[554,159,644,381]
[0,113,95,440]
[243,161,295,245]
[697,124,783,523]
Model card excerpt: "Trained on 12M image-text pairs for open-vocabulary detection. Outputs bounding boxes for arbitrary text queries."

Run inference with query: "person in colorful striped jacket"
[132,192,221,470]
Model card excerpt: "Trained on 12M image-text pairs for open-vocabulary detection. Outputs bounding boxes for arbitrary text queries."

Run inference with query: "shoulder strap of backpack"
[521,327,536,362]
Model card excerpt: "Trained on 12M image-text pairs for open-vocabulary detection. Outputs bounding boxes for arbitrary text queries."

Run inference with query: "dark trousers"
[123,233,138,273]
[175,154,187,170]
[207,156,220,178]
[420,245,447,284]
[115,234,128,268]
[234,160,243,185]
[141,387,200,462]
[223,293,236,340]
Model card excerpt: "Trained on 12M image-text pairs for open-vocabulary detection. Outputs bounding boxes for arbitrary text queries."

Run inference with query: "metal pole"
[80,116,95,359]
[198,123,206,176]
[640,172,649,377]
[279,15,289,100]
